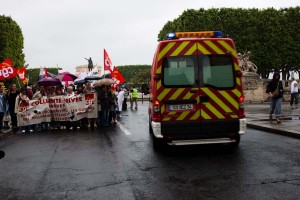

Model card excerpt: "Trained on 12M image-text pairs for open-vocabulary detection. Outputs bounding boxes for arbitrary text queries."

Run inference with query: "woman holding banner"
[15,87,33,134]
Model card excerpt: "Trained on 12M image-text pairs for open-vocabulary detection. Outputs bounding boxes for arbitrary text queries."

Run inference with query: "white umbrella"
[93,78,115,87]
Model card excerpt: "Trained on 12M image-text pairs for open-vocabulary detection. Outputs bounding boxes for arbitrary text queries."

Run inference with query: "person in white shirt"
[290,78,299,109]
[117,88,125,118]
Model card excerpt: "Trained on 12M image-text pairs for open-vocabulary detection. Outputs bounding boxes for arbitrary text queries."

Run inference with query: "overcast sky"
[1,0,299,73]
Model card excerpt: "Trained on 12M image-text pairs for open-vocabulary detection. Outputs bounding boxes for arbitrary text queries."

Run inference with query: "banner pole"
[16,77,21,88]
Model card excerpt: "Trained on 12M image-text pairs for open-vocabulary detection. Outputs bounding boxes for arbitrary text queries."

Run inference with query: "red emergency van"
[148,31,247,149]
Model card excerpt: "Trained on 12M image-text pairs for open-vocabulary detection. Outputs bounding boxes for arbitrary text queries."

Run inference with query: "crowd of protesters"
[0,82,135,134]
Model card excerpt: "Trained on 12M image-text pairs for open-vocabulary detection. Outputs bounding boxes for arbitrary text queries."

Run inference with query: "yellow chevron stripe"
[204,41,224,54]
[234,63,240,71]
[236,78,241,86]
[231,115,238,119]
[158,42,176,61]
[218,40,235,53]
[205,103,225,119]
[157,64,162,74]
[219,91,238,109]
[200,110,212,119]
[157,88,171,101]
[185,43,197,55]
[169,88,185,100]
[161,104,165,114]
[232,89,242,98]
[183,90,194,99]
[157,79,162,91]
[197,43,210,54]
[190,110,200,120]
[177,111,189,120]
[202,88,232,112]
[162,117,170,122]
[171,42,190,56]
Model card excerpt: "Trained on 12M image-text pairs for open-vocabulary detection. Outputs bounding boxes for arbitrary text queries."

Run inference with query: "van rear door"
[158,40,201,140]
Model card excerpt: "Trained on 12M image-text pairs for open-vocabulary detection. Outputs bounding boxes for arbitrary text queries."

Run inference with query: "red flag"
[0,58,17,80]
[39,67,49,77]
[111,66,125,85]
[104,49,114,72]
[17,67,27,82]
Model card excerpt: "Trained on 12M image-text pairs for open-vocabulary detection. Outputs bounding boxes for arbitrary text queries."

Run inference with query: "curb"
[247,123,300,139]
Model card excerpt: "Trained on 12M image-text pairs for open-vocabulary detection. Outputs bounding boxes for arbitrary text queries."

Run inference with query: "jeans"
[290,93,299,106]
[270,97,282,117]
[0,112,4,130]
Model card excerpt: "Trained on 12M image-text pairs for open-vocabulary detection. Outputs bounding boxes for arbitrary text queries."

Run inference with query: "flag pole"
[16,77,21,88]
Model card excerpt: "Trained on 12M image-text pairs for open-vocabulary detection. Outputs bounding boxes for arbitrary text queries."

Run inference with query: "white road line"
[117,122,132,135]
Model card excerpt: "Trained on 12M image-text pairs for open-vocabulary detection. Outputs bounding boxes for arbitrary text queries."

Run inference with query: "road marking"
[117,122,132,135]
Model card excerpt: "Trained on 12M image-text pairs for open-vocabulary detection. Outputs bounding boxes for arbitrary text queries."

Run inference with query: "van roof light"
[166,31,222,40]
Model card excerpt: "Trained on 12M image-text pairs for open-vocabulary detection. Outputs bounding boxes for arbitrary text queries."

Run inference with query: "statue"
[85,57,93,71]
[237,51,258,73]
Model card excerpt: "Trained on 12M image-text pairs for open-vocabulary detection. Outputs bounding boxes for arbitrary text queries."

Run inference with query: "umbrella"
[56,72,78,82]
[74,78,87,85]
[38,77,61,86]
[93,78,115,87]
[84,75,101,81]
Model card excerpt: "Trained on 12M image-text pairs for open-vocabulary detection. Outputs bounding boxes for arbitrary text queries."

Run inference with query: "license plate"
[168,104,193,111]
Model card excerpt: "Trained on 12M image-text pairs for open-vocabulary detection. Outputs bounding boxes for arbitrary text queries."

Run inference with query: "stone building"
[75,65,102,77]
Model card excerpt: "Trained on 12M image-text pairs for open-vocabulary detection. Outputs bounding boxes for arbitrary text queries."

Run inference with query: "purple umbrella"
[38,77,61,86]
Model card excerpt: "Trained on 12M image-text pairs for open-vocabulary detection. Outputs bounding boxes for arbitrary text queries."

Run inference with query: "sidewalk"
[245,102,300,139]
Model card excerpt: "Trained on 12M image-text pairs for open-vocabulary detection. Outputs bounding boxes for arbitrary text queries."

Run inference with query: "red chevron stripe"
[198,40,217,54]
[210,40,229,54]
[178,41,198,56]
[203,90,236,117]
[200,105,218,120]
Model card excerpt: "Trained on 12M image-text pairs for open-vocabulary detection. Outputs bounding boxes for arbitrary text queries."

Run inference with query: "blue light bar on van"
[166,32,176,39]
[166,31,223,39]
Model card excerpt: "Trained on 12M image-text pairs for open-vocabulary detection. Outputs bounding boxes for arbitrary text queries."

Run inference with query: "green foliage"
[117,65,151,84]
[0,15,25,86]
[158,7,300,79]
[26,68,59,87]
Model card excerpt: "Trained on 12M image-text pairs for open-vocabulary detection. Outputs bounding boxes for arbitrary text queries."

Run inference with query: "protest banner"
[16,97,51,126]
[17,93,98,126]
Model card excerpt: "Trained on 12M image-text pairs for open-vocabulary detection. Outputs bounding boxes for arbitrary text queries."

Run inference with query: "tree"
[157,7,300,79]
[117,65,151,84]
[0,15,25,86]
[26,68,59,87]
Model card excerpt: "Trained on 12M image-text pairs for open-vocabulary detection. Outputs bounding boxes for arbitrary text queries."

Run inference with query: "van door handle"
[200,96,209,102]
[190,90,198,93]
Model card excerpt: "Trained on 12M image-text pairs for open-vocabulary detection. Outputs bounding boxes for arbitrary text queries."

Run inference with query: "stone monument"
[238,52,265,102]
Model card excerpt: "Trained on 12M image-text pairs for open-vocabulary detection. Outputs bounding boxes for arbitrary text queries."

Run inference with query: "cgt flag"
[0,58,17,80]
[104,49,114,72]
[111,66,125,85]
[17,67,28,83]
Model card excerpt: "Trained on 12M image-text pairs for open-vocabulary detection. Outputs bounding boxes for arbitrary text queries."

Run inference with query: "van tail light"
[238,96,246,118]
[153,99,161,122]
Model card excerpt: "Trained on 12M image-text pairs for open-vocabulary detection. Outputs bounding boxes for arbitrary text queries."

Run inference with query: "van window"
[163,56,195,86]
[202,55,234,88]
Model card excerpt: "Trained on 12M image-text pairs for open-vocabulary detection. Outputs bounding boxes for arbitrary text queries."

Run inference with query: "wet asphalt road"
[0,102,300,200]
